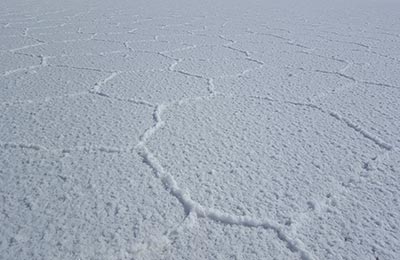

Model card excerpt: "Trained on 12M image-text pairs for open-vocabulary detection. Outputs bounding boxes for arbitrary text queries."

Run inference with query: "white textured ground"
[1,0,400,259]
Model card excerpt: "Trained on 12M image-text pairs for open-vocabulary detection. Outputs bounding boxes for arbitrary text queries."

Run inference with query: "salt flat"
[1,0,399,259]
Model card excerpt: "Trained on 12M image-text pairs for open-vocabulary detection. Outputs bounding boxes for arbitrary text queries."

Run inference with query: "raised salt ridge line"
[223,45,251,57]
[89,90,155,108]
[134,97,315,260]
[219,34,265,66]
[315,69,400,90]
[2,64,41,77]
[363,81,399,90]
[60,144,132,154]
[161,52,218,94]
[250,95,394,151]
[328,111,394,151]
[7,42,45,52]
[53,64,116,73]
[0,141,136,155]
[92,71,121,92]
[298,50,353,73]
[0,141,47,151]
[315,69,358,82]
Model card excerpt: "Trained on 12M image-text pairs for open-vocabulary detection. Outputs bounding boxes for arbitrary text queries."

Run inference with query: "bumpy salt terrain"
[1,0,399,259]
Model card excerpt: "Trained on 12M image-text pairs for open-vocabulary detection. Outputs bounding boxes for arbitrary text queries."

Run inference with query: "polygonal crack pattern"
[1,0,400,260]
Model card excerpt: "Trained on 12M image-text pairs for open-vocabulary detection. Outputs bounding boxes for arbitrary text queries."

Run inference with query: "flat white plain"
[1,0,399,259]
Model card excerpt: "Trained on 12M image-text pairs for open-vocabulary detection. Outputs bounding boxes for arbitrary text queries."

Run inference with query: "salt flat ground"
[1,0,399,259]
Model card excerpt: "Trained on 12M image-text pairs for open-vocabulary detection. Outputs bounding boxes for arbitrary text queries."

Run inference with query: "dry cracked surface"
[1,0,399,259]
